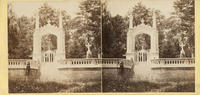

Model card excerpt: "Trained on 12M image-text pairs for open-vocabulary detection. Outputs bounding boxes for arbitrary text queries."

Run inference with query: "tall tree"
[173,0,195,57]
[8,3,19,58]
[75,0,101,58]
[102,2,128,58]
[102,2,114,58]
[8,4,34,59]
[8,3,71,59]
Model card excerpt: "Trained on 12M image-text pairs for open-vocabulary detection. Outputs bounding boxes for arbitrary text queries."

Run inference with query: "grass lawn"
[102,78,195,92]
[9,79,101,93]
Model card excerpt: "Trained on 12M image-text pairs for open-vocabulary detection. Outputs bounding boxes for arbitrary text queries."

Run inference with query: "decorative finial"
[183,31,187,35]
[47,20,51,25]
[141,46,144,50]
[141,19,144,24]
[129,13,133,28]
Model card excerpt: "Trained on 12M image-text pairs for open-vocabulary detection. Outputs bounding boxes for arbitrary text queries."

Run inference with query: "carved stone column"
[33,31,41,61]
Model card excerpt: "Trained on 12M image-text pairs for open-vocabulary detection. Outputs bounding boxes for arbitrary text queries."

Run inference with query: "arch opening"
[135,33,151,51]
[134,33,150,62]
[41,34,57,52]
[41,34,57,63]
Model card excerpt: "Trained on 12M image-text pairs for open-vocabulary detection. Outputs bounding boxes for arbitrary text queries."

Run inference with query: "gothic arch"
[132,24,157,52]
[32,12,65,63]
[126,13,159,61]
[134,33,151,50]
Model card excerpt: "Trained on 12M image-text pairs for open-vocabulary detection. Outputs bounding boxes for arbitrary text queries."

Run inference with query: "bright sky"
[107,0,176,18]
[11,0,176,18]
[10,1,81,18]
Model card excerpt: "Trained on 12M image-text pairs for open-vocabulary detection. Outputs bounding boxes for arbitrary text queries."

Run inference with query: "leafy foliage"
[78,0,101,57]
[102,0,194,58]
[8,0,194,59]
[8,3,71,59]
[102,2,128,58]
[8,4,34,59]
[173,0,195,57]
[8,1,101,58]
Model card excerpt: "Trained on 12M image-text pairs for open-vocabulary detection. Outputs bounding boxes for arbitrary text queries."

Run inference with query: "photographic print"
[7,0,195,93]
[8,0,102,93]
[102,0,195,92]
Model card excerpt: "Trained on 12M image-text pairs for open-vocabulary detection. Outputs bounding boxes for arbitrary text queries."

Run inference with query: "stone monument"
[126,10,159,62]
[33,10,66,63]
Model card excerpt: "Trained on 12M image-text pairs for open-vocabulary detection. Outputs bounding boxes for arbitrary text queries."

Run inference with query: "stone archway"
[132,27,158,52]
[41,34,57,63]
[134,33,151,62]
[32,12,65,63]
[126,14,159,62]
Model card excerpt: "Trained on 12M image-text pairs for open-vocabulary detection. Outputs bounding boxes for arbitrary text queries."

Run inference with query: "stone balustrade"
[58,58,133,69]
[102,58,123,64]
[9,58,194,69]
[150,58,195,68]
[8,58,133,69]
[58,58,101,65]
[58,58,125,65]
[8,59,39,69]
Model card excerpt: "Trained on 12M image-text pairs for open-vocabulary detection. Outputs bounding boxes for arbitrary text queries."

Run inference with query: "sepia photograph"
[102,0,195,92]
[8,0,102,93]
[7,0,195,93]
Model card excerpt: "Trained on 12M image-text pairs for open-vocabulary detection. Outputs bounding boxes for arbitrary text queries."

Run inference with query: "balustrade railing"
[58,58,101,65]
[58,58,124,65]
[151,58,195,68]
[58,58,133,68]
[9,58,133,69]
[8,59,39,69]
[102,58,123,64]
